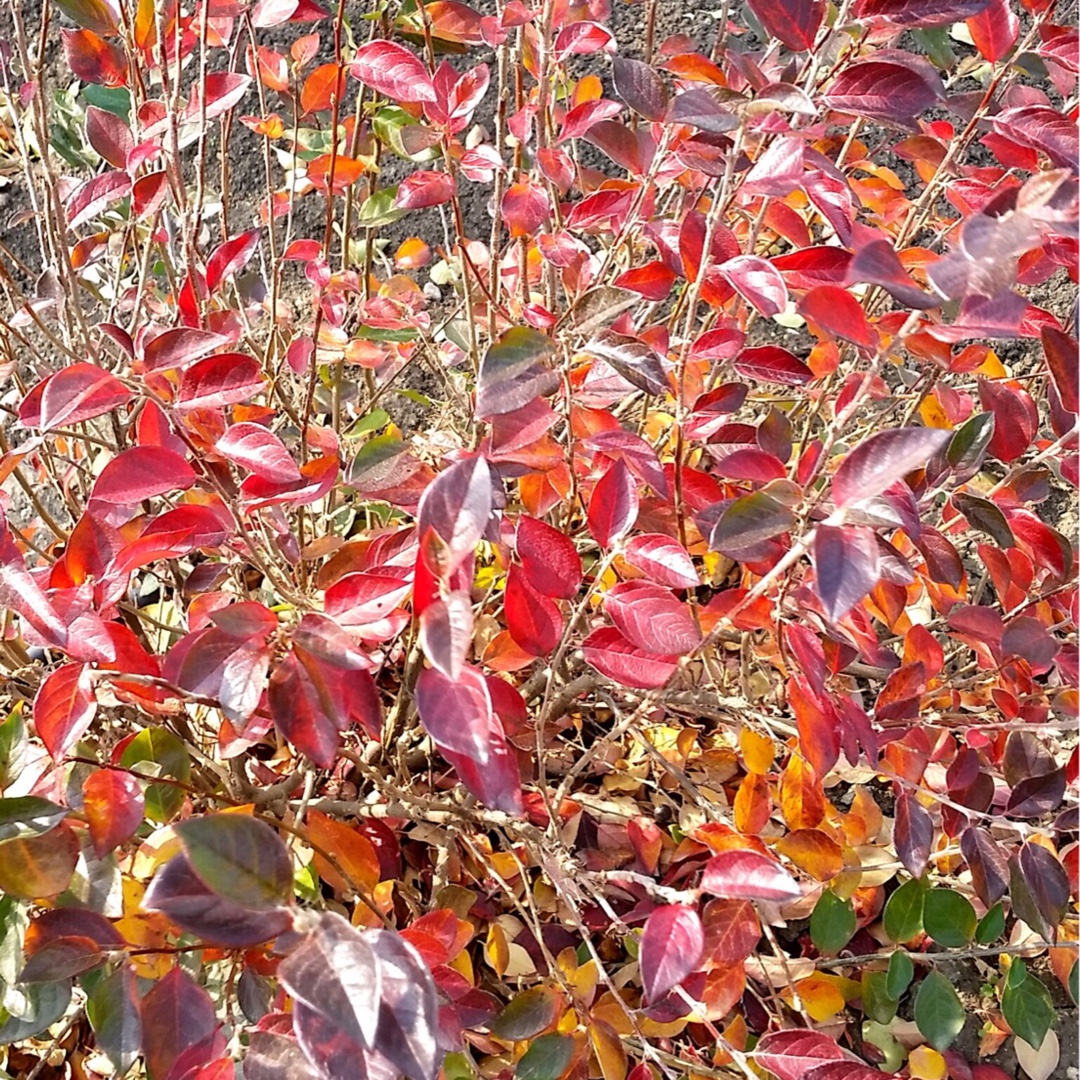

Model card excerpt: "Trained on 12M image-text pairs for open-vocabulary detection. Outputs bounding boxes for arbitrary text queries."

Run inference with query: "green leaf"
[86,965,141,1074]
[0,797,67,843]
[119,728,190,822]
[0,982,71,1045]
[976,902,1005,944]
[914,970,966,1051]
[441,1052,475,1080]
[911,27,956,69]
[357,187,407,228]
[0,706,28,790]
[810,890,856,956]
[516,1034,576,1080]
[952,493,1014,548]
[347,409,391,437]
[886,949,914,1000]
[476,327,558,420]
[883,878,925,944]
[489,986,560,1041]
[354,325,418,343]
[54,0,119,33]
[1002,960,1054,1050]
[1068,959,1078,1006]
[862,1020,904,1073]
[861,970,898,1024]
[946,412,995,472]
[175,814,293,909]
[923,888,977,948]
[81,85,132,120]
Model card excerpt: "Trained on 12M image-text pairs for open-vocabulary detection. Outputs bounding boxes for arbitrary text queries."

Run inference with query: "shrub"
[0,0,1076,1077]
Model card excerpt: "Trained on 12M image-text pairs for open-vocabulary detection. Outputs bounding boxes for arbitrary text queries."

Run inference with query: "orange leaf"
[307,154,367,192]
[733,772,772,835]
[779,753,826,831]
[306,810,379,895]
[301,63,345,114]
[774,828,843,881]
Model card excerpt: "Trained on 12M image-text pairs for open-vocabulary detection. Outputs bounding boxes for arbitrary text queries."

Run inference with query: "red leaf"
[711,447,787,484]
[587,458,640,547]
[614,261,676,301]
[734,346,813,386]
[581,626,678,690]
[639,905,704,1002]
[84,106,133,168]
[516,516,582,599]
[1042,326,1079,414]
[846,240,937,309]
[206,230,262,293]
[700,850,801,903]
[501,182,550,239]
[217,423,301,483]
[978,379,1039,463]
[300,62,346,114]
[34,663,96,761]
[966,0,1018,61]
[559,99,623,141]
[142,327,230,372]
[177,354,266,412]
[823,59,942,128]
[91,446,196,505]
[133,171,169,220]
[991,105,1077,170]
[719,255,788,317]
[813,524,881,623]
[415,664,498,765]
[417,455,492,577]
[747,0,824,51]
[83,769,144,857]
[504,565,563,656]
[831,427,951,508]
[753,1030,847,1080]
[798,286,877,347]
[349,40,436,103]
[395,170,456,210]
[65,170,131,230]
[604,581,701,655]
[61,28,126,87]
[554,21,616,58]
[855,0,991,24]
[623,534,698,589]
[187,72,252,121]
[20,363,131,432]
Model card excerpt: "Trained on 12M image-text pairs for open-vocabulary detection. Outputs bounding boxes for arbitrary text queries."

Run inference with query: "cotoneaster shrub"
[0,0,1075,1077]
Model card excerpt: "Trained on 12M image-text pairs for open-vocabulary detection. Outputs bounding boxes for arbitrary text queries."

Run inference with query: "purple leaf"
[417,455,493,574]
[813,524,881,623]
[831,428,951,509]
[823,59,942,128]
[895,792,933,878]
[278,911,381,1051]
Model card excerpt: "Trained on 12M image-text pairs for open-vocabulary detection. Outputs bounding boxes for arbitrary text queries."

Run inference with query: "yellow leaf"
[790,973,846,1021]
[486,923,509,977]
[919,395,951,430]
[909,1045,947,1080]
[975,348,1006,377]
[740,729,775,774]
[589,1018,628,1080]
